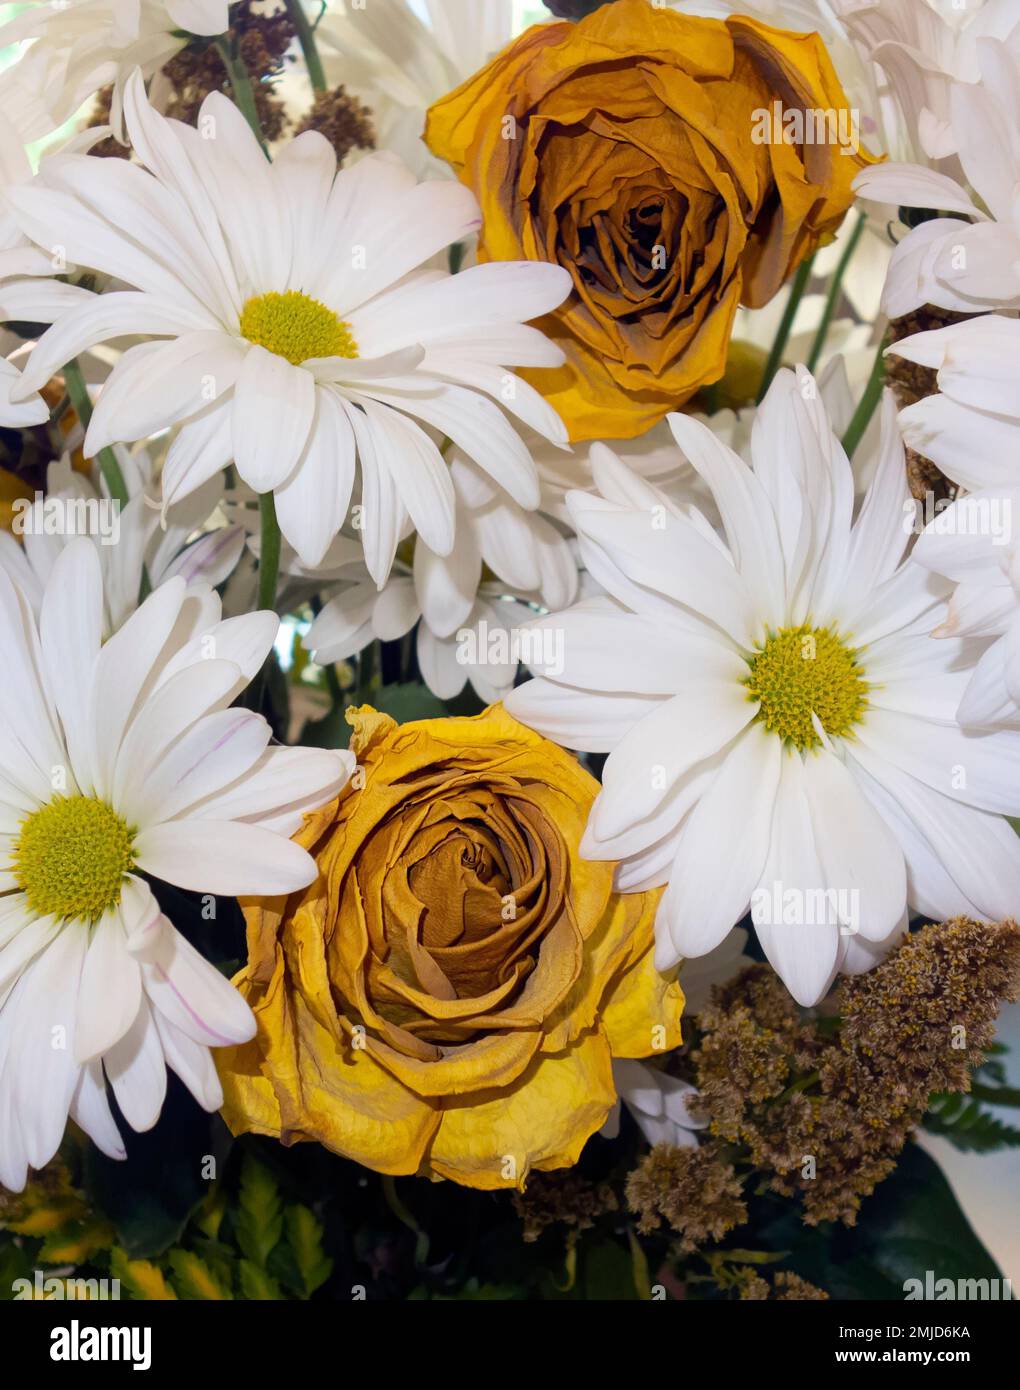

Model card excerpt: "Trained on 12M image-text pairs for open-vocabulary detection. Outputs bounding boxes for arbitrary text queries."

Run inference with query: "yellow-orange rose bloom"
[217,705,682,1190]
[425,0,877,440]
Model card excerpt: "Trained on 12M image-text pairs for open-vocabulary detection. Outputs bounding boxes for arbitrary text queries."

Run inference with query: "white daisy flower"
[887,315,1020,494]
[854,36,1020,317]
[506,367,1020,1006]
[913,483,1020,731]
[0,539,352,1191]
[0,0,229,142]
[0,453,244,633]
[304,449,578,702]
[7,71,571,577]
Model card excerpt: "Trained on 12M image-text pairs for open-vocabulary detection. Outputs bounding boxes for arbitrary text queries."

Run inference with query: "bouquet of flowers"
[0,0,1019,1328]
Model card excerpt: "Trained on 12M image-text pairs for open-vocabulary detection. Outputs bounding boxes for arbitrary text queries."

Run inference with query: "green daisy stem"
[323,659,344,711]
[285,0,328,93]
[214,35,269,155]
[756,252,815,403]
[61,356,129,507]
[841,334,888,459]
[257,490,282,613]
[805,211,866,374]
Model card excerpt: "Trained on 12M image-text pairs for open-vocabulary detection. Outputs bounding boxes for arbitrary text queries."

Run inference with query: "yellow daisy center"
[239,290,359,365]
[13,796,136,923]
[744,624,868,751]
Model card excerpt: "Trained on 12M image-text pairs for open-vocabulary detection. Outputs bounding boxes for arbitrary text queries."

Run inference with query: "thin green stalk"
[285,0,327,93]
[257,490,281,612]
[61,357,129,506]
[756,252,815,403]
[841,335,888,459]
[356,639,377,703]
[380,1176,430,1266]
[214,35,269,155]
[322,659,344,710]
[806,212,866,373]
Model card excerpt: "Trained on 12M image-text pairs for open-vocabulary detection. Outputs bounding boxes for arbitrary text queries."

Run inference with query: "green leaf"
[284,1204,332,1296]
[109,1249,177,1301]
[0,1241,32,1298]
[239,1259,284,1300]
[924,1095,1020,1152]
[969,1082,1020,1108]
[39,1216,114,1265]
[846,1143,1003,1292]
[754,1142,1003,1300]
[626,1226,652,1299]
[167,1249,233,1301]
[298,702,351,749]
[374,682,447,724]
[193,1185,228,1242]
[235,1156,283,1267]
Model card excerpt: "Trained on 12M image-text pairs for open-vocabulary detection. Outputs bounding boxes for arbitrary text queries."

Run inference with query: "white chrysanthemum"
[0,110,92,425]
[8,72,571,578]
[913,484,1020,731]
[0,0,228,141]
[837,0,1020,163]
[0,453,244,633]
[506,368,1020,1006]
[854,36,1020,317]
[319,0,520,176]
[0,540,352,1191]
[304,449,578,702]
[886,316,1020,494]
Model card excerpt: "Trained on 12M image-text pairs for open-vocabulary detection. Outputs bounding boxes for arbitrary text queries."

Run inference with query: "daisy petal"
[134,820,317,895]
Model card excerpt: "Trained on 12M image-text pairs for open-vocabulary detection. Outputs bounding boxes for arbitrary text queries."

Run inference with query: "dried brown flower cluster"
[524,919,1019,1291]
[740,1270,829,1300]
[689,917,1020,1226]
[88,2,374,163]
[513,1172,618,1244]
[84,87,132,160]
[886,304,968,504]
[160,0,294,140]
[625,1142,747,1251]
[295,87,375,164]
[88,4,294,154]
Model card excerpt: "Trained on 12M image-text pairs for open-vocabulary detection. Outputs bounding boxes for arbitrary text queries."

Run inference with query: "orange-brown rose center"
[337,781,574,1056]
